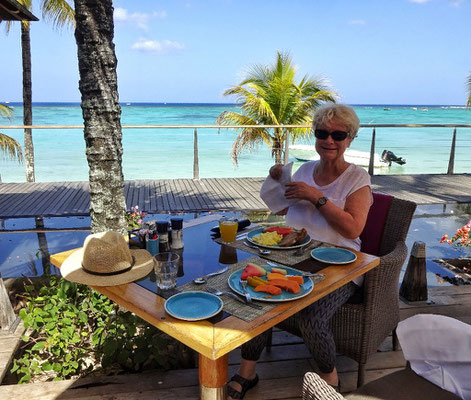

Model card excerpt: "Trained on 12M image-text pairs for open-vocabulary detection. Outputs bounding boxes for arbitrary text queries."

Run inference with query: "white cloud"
[348,19,365,25]
[113,7,167,30]
[131,38,185,54]
[408,0,431,3]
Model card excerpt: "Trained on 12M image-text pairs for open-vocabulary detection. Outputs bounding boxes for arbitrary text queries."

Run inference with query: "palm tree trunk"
[74,0,127,234]
[21,22,35,182]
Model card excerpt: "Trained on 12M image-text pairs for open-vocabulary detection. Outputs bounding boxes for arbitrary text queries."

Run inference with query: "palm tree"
[73,0,127,233]
[466,73,471,108]
[0,103,23,163]
[5,0,75,182]
[216,52,337,165]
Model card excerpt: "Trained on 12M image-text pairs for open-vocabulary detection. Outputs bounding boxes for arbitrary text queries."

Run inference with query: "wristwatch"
[315,196,328,209]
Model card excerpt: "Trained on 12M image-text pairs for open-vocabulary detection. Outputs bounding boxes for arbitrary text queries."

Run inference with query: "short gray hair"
[312,103,360,139]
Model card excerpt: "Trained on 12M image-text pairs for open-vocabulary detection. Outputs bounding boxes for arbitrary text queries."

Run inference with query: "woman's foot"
[227,373,259,399]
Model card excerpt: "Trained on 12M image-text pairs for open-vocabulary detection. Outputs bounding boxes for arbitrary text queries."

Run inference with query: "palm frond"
[0,103,13,120]
[0,133,23,162]
[42,0,75,29]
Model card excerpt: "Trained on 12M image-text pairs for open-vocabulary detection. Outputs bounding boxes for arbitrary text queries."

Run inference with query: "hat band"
[81,256,136,276]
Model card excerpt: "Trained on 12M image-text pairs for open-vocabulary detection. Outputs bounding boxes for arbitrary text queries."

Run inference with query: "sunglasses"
[314,129,349,141]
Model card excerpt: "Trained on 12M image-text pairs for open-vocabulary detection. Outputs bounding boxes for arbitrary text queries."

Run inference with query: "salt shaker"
[156,221,170,252]
[170,218,184,249]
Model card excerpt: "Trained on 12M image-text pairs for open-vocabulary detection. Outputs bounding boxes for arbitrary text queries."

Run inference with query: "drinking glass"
[218,218,238,244]
[153,252,179,290]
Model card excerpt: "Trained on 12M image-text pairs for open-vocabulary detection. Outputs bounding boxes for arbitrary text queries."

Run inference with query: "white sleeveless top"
[286,161,372,252]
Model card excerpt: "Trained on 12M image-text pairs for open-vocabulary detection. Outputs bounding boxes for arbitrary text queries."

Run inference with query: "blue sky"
[1,0,470,104]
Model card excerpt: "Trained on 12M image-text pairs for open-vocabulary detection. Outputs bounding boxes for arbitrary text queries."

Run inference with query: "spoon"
[243,240,271,255]
[193,266,229,284]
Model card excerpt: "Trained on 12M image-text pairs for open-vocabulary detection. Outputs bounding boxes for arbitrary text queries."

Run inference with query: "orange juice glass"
[219,218,238,244]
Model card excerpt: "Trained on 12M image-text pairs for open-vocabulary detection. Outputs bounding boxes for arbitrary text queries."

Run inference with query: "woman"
[227,103,372,399]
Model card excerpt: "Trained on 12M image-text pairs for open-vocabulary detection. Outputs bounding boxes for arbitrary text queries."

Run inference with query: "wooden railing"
[1,124,470,179]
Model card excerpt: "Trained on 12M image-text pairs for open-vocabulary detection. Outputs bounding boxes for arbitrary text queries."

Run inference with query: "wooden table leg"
[199,353,228,400]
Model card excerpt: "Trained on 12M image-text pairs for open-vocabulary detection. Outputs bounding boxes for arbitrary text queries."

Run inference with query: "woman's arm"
[284,182,371,239]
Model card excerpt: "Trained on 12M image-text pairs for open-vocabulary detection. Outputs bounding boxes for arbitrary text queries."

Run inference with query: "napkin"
[397,314,471,399]
[260,162,298,213]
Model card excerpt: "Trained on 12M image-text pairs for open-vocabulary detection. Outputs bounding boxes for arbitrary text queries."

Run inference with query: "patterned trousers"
[241,281,358,373]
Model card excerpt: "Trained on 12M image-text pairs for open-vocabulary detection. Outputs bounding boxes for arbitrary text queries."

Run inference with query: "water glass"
[153,252,179,290]
[219,217,238,244]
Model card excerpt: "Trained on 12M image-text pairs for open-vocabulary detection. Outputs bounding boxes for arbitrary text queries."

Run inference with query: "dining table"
[50,214,380,399]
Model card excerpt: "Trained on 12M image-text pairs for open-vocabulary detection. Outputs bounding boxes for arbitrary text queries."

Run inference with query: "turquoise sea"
[0,103,470,182]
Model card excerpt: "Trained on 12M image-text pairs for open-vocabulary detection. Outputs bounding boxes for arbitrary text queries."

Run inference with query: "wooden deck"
[0,173,470,218]
[0,287,469,398]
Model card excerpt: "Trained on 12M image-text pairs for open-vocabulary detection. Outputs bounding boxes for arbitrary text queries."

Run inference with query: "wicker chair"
[329,194,416,387]
[302,369,460,400]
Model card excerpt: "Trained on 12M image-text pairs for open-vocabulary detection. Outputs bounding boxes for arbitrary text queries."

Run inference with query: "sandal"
[227,373,259,399]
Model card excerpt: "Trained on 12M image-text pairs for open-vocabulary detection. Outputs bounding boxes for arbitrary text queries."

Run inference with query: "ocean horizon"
[0,103,470,183]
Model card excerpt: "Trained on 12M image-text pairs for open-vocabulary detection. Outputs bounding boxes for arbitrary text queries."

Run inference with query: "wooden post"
[399,241,428,302]
[447,128,456,175]
[368,128,376,176]
[199,353,228,399]
[193,128,199,180]
[0,274,16,330]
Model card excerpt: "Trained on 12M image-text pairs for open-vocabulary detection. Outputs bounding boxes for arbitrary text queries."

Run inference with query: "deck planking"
[0,173,470,218]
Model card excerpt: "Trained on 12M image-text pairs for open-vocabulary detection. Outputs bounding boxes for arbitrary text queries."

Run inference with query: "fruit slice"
[269,279,300,294]
[267,272,288,281]
[254,284,282,296]
[287,275,304,285]
[264,226,294,236]
[247,276,268,288]
[241,263,267,280]
[271,267,287,275]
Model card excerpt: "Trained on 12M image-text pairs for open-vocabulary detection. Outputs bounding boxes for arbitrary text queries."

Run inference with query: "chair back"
[360,193,394,256]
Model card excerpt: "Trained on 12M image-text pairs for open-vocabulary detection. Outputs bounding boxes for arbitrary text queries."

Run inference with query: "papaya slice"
[254,284,282,296]
[287,275,304,285]
[267,272,288,281]
[269,279,301,294]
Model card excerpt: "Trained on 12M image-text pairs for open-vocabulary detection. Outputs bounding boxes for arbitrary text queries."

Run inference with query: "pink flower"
[440,234,448,243]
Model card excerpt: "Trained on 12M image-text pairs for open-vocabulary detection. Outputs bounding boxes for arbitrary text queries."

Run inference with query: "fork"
[205,287,262,309]
[239,279,252,303]
[293,241,311,256]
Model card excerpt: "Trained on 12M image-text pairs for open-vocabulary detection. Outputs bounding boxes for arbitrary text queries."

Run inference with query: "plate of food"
[227,262,314,302]
[246,226,311,250]
[311,247,357,264]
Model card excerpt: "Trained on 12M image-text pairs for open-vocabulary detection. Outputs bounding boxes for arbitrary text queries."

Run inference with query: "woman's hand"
[284,181,322,203]
[269,164,283,180]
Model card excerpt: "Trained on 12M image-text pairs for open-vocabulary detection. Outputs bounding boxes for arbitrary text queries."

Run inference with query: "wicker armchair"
[330,194,417,387]
[302,370,460,400]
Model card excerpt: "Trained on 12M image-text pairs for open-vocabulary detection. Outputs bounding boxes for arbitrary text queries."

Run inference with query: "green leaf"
[32,342,46,351]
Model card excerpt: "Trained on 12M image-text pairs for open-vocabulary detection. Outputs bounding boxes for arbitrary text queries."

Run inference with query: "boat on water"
[289,144,391,168]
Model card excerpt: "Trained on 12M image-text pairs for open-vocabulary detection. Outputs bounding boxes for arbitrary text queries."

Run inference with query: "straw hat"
[61,231,154,286]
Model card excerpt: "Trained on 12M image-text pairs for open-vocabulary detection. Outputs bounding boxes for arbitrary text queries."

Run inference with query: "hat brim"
[61,248,154,286]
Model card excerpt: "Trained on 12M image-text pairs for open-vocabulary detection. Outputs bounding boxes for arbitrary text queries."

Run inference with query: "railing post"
[368,128,376,176]
[447,128,456,175]
[399,241,428,302]
[193,128,199,179]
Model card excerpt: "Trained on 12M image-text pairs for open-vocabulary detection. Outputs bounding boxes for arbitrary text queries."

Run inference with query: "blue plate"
[165,292,223,321]
[311,247,357,264]
[246,227,311,250]
[228,265,314,302]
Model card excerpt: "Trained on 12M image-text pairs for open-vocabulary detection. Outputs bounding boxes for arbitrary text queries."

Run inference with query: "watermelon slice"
[241,263,267,280]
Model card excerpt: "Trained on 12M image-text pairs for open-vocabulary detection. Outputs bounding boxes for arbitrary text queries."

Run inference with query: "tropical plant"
[5,0,75,182]
[0,103,23,162]
[440,221,471,247]
[74,0,127,233]
[216,52,337,165]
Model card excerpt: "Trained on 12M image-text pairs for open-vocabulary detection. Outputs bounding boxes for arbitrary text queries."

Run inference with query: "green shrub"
[11,276,194,383]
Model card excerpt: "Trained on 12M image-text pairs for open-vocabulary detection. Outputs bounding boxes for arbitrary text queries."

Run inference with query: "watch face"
[316,197,327,208]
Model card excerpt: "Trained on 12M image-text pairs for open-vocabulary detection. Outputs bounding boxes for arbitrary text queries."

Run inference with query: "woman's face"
[315,119,352,162]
